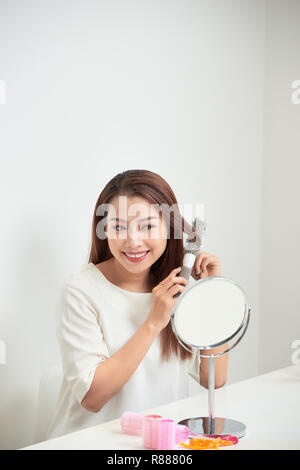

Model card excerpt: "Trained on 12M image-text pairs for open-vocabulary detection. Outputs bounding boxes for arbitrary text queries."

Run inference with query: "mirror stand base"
[178,417,246,439]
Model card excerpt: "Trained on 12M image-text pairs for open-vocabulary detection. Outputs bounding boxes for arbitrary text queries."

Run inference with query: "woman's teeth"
[125,251,148,258]
[123,250,150,261]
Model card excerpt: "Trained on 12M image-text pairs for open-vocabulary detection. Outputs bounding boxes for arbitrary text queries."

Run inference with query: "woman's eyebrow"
[109,216,159,222]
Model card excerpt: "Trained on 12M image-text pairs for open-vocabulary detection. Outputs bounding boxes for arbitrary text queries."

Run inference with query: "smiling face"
[105,195,168,275]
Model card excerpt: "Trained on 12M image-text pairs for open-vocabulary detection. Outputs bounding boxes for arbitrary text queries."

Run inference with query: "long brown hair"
[88,169,196,363]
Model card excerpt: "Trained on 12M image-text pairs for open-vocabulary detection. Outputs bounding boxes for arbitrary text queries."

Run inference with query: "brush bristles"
[184,217,206,256]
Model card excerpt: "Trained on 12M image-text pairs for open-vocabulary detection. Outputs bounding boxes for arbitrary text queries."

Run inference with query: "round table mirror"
[171,276,251,438]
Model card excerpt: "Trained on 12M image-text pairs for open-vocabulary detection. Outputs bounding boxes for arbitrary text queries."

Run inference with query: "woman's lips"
[122,250,150,263]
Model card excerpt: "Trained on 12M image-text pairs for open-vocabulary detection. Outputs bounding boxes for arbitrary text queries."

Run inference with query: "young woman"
[47,169,228,439]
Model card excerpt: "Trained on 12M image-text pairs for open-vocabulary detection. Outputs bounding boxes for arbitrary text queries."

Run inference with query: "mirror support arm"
[208,355,215,434]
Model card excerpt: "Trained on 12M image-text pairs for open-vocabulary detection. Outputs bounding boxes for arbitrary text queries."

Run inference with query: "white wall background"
[259,0,300,373]
[0,0,298,450]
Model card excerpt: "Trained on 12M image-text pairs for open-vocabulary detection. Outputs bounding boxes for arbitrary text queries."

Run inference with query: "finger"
[165,279,188,292]
[159,275,185,292]
[200,255,217,272]
[161,267,183,284]
[173,276,189,285]
[173,267,182,273]
[192,268,201,279]
[155,276,176,291]
[200,258,209,272]
[194,253,206,274]
[154,267,181,290]
[167,283,186,297]
[168,282,186,291]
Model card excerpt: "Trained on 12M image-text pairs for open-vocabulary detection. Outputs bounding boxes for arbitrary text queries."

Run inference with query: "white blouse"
[47,262,200,439]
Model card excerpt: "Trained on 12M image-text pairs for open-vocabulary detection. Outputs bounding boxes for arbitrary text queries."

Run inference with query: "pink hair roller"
[121,411,144,436]
[142,415,162,450]
[121,411,189,445]
[158,419,176,450]
[175,424,189,443]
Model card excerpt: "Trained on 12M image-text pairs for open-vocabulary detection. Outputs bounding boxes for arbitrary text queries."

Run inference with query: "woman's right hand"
[145,267,188,334]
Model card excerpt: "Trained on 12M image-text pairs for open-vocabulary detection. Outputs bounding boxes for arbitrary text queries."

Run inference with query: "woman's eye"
[113,224,156,231]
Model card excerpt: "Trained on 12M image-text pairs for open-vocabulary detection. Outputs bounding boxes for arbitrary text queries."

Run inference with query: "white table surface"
[21,365,300,450]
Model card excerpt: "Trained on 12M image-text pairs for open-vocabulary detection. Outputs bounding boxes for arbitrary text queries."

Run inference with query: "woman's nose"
[127,224,143,240]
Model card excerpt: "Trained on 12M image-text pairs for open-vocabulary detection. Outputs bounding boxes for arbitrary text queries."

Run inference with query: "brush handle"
[181,253,196,281]
[180,265,192,282]
[173,253,195,298]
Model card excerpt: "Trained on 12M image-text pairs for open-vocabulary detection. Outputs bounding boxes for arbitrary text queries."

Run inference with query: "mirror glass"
[172,277,247,348]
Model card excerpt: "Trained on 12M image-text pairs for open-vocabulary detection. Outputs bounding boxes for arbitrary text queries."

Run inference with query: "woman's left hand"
[191,251,221,280]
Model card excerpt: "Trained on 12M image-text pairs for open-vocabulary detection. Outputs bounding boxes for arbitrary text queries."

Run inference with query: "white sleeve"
[187,349,201,384]
[56,282,110,406]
